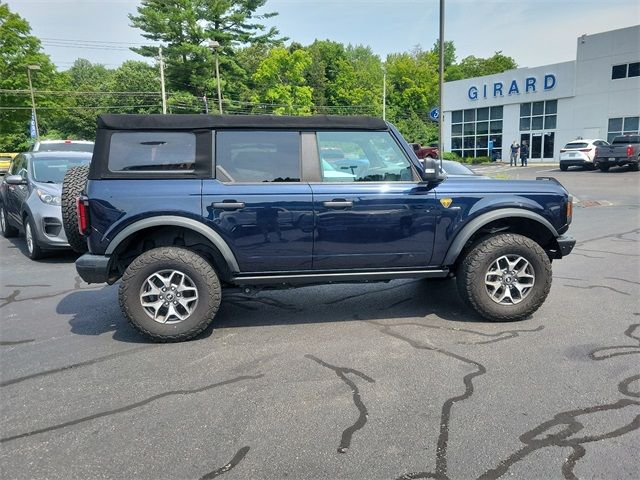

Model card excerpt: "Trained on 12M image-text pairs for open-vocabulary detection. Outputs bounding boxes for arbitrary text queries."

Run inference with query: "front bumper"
[76,253,111,284]
[557,235,576,257]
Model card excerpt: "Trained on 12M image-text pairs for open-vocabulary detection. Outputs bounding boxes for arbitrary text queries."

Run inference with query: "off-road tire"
[0,205,18,238]
[24,215,45,260]
[119,247,222,342]
[61,166,89,253]
[456,233,552,322]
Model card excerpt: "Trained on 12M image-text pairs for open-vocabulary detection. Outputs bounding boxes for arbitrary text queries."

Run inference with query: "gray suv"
[0,151,92,259]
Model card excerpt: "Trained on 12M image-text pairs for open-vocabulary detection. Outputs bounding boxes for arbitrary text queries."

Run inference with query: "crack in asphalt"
[480,324,640,479]
[575,228,640,247]
[604,277,640,286]
[0,375,264,444]
[589,324,640,360]
[564,284,630,296]
[305,354,375,453]
[477,380,640,480]
[569,252,604,259]
[0,276,101,310]
[368,320,487,480]
[0,338,35,346]
[0,345,158,387]
[574,248,639,257]
[200,446,250,479]
[373,321,543,346]
[323,280,421,306]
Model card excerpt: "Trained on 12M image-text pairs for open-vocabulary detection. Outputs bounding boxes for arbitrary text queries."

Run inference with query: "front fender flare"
[442,208,559,266]
[104,215,240,273]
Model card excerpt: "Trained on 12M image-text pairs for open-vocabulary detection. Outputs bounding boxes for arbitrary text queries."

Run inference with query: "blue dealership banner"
[30,110,36,138]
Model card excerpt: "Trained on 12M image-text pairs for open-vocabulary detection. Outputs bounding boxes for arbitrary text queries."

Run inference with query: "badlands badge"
[440,198,453,208]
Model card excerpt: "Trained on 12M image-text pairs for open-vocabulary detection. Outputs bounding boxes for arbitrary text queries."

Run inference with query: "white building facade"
[442,25,640,162]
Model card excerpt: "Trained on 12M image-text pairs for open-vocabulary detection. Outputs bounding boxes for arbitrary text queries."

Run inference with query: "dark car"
[65,114,575,342]
[593,135,640,172]
[0,151,92,259]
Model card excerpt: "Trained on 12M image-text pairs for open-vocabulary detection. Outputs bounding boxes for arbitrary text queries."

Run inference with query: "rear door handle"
[323,200,353,209]
[212,201,245,210]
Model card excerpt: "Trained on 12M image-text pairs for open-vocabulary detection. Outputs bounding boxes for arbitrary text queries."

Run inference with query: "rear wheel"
[61,166,90,253]
[0,205,18,238]
[630,158,639,171]
[456,233,552,321]
[119,247,222,342]
[599,164,610,172]
[560,164,568,171]
[24,216,45,260]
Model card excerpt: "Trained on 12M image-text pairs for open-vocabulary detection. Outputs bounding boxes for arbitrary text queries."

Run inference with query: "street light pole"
[382,71,387,121]
[27,65,40,140]
[158,46,167,114]
[438,0,445,168]
[208,40,223,114]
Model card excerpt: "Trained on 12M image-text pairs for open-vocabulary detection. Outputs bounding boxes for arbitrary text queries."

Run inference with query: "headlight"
[37,189,61,205]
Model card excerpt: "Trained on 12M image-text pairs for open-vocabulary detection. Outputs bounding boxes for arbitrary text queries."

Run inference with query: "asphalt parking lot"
[1,165,638,480]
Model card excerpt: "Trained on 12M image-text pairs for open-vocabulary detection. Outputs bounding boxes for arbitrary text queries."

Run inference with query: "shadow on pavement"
[6,236,81,264]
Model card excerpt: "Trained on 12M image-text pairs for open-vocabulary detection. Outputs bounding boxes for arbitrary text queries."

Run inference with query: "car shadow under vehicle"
[6,236,81,263]
[59,278,516,344]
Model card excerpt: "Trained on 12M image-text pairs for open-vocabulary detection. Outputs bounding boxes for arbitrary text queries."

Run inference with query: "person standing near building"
[510,141,519,166]
[520,140,529,167]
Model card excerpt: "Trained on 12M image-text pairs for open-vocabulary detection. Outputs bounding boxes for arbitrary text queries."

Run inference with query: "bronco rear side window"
[215,131,301,183]
[108,132,196,172]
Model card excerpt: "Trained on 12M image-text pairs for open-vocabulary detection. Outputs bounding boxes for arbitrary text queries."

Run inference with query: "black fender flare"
[442,208,559,266]
[104,215,240,273]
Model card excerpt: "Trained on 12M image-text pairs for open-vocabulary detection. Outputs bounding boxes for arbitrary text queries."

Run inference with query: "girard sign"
[468,74,557,100]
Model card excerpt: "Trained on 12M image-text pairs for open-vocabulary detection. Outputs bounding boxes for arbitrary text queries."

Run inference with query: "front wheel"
[24,216,45,260]
[119,247,222,342]
[456,233,552,321]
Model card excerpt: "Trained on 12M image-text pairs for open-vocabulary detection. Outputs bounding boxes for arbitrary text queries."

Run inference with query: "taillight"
[566,195,573,224]
[578,148,592,152]
[560,149,566,153]
[627,145,634,157]
[76,196,90,235]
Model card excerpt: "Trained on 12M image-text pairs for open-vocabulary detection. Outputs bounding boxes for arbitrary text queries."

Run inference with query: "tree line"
[0,0,517,151]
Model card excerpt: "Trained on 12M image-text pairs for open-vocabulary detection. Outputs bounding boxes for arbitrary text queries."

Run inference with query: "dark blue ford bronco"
[63,114,575,342]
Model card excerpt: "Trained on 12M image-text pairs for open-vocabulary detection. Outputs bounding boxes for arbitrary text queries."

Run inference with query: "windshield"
[31,157,91,183]
[37,142,94,153]
[442,161,474,175]
[612,135,640,144]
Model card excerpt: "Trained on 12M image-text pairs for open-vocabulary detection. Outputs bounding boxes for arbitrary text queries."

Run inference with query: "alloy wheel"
[484,254,535,305]
[139,269,199,324]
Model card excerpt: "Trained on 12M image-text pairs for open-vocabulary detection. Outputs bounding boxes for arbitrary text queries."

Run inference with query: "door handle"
[323,200,353,209]
[212,201,245,210]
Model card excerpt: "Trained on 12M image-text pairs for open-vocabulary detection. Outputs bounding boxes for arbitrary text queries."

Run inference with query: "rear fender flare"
[442,208,558,266]
[105,215,240,273]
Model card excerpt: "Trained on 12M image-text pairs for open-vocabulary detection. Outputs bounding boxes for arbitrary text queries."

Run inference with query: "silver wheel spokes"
[25,223,33,253]
[1,209,5,232]
[139,269,199,324]
[485,255,535,305]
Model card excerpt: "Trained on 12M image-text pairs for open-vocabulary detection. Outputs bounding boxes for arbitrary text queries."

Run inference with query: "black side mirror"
[4,175,27,185]
[420,158,446,183]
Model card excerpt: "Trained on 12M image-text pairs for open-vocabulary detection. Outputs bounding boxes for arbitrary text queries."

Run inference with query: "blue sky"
[7,0,640,70]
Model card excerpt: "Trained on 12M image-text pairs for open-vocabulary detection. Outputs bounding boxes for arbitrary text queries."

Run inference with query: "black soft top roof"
[97,114,388,131]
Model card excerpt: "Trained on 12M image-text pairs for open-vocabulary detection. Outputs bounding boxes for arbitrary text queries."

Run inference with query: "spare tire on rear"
[62,165,90,253]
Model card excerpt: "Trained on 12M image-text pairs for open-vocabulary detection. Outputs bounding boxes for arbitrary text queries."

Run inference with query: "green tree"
[252,47,313,115]
[129,0,284,98]
[0,2,66,150]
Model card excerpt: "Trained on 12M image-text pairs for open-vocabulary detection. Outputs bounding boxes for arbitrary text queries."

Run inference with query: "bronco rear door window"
[215,131,301,182]
[108,132,196,172]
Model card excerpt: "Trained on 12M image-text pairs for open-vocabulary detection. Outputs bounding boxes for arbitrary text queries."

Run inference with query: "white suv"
[559,139,609,171]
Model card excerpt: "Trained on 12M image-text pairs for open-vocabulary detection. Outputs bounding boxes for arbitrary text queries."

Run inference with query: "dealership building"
[442,25,640,162]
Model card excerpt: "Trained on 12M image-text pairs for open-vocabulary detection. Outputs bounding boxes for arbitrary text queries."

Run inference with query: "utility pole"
[438,0,445,168]
[208,40,223,114]
[382,71,387,121]
[27,65,40,140]
[159,46,167,114]
[203,95,209,114]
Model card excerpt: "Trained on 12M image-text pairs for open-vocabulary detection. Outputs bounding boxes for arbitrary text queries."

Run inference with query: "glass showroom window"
[451,106,503,158]
[520,100,557,132]
[607,116,640,143]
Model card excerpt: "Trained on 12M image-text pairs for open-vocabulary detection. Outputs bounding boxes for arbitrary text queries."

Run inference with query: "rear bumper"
[596,157,638,167]
[559,159,592,168]
[76,253,111,284]
[557,235,576,257]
